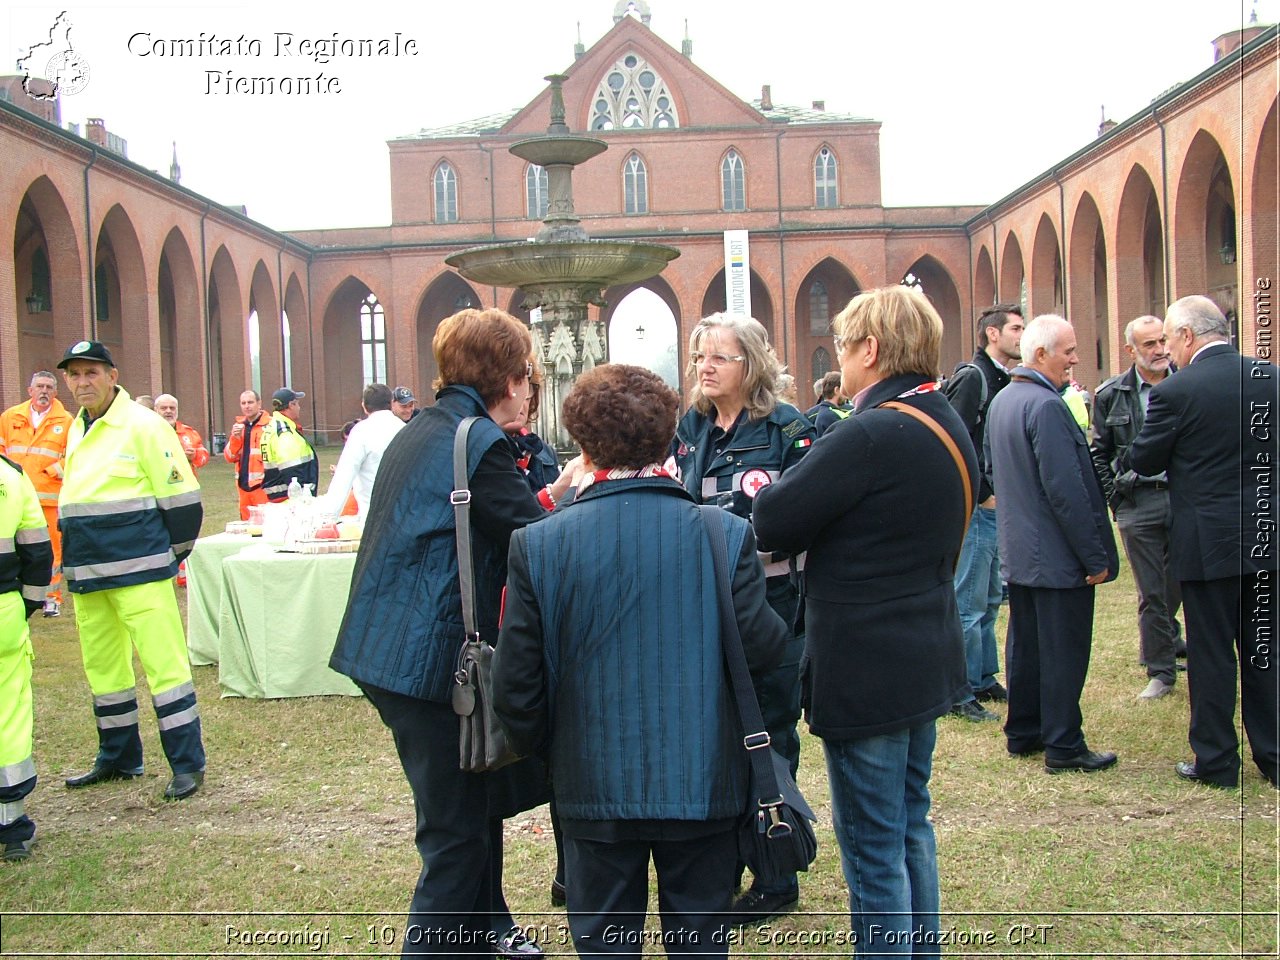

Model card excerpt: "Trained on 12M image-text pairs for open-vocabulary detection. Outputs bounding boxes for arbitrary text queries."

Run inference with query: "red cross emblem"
[740,468,772,498]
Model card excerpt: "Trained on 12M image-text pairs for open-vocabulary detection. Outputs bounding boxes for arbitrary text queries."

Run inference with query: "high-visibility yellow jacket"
[0,399,72,512]
[0,455,53,616]
[260,412,318,501]
[59,387,203,594]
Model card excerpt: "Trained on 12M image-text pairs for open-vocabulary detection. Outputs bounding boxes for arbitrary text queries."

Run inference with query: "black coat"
[1130,343,1280,581]
[752,374,977,740]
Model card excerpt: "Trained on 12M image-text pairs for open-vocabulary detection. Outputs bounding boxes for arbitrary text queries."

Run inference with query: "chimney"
[87,117,107,147]
[761,84,773,110]
[812,100,825,111]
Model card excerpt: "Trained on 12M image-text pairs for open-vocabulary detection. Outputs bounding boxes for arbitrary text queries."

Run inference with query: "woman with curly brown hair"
[493,364,788,958]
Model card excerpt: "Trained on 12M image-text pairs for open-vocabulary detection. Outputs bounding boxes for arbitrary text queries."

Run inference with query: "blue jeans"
[823,723,940,958]
[952,506,1002,700]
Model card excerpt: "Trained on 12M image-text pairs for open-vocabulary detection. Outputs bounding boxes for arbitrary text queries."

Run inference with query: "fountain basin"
[446,239,679,289]
[510,136,608,167]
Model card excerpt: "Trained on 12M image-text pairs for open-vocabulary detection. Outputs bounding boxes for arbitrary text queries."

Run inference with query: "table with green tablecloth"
[185,532,255,665]
[215,544,362,698]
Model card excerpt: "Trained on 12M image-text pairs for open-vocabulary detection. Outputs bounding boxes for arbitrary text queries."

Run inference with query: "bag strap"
[700,506,788,820]
[882,401,973,565]
[452,417,480,642]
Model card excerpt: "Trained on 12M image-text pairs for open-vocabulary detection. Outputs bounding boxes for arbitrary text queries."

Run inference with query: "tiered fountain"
[446,75,679,449]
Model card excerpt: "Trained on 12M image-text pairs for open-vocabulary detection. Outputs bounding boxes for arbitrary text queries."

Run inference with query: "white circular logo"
[47,52,90,96]
[71,340,92,354]
[739,468,772,499]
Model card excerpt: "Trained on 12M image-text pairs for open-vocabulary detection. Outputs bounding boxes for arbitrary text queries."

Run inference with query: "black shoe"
[550,877,566,907]
[65,764,142,789]
[1174,760,1236,789]
[950,700,999,723]
[1,836,34,862]
[975,682,1008,703]
[496,926,544,958]
[1007,739,1045,757]
[1045,749,1118,773]
[163,771,204,801]
[731,888,799,924]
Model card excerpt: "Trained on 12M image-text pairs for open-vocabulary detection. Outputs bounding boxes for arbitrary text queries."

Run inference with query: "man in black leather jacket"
[1090,315,1183,700]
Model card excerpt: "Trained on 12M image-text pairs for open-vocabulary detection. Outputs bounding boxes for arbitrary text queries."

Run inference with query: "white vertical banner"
[723,230,751,318]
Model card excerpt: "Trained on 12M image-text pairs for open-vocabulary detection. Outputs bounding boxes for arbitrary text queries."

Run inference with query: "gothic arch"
[321,276,382,437]
[1115,164,1166,324]
[974,245,995,317]
[250,260,281,396]
[1173,130,1238,327]
[1068,193,1110,388]
[1029,213,1063,317]
[416,273,481,399]
[1000,231,1024,307]
[1252,96,1278,348]
[282,272,309,393]
[157,228,202,426]
[94,204,151,397]
[902,255,963,373]
[699,268,775,342]
[207,246,245,431]
[12,176,84,396]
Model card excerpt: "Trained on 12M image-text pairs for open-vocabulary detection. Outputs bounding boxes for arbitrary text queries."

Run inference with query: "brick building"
[1,8,1275,441]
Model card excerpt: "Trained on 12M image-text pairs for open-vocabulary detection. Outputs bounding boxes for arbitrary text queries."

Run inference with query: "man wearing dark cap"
[260,387,318,501]
[391,386,418,423]
[56,340,206,801]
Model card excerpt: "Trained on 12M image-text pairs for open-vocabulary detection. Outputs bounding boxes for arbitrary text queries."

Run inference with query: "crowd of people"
[0,288,1274,960]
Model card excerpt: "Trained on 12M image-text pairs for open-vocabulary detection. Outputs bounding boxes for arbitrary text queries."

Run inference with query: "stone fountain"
[445,75,679,450]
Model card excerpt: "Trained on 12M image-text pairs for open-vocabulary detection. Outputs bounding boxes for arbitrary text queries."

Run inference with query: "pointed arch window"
[815,147,838,209]
[808,280,829,334]
[360,293,387,387]
[433,162,458,223]
[624,154,648,215]
[721,150,745,212]
[592,52,679,130]
[30,248,51,313]
[812,346,833,382]
[526,164,549,220]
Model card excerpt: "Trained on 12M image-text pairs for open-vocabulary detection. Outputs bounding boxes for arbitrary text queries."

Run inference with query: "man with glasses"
[943,304,1024,722]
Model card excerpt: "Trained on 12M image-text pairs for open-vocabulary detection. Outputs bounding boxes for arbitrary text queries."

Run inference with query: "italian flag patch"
[794,438,812,449]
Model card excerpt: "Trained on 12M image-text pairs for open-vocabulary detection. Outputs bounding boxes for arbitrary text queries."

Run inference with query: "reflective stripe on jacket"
[0,455,54,615]
[223,414,267,491]
[59,388,203,594]
[260,413,318,501]
[0,399,72,507]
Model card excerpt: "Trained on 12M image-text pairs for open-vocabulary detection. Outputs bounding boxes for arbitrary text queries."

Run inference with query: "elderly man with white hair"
[1131,295,1280,790]
[153,394,209,470]
[985,314,1119,774]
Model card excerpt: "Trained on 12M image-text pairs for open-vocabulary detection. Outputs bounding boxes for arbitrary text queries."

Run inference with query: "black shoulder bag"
[451,416,521,772]
[700,506,818,887]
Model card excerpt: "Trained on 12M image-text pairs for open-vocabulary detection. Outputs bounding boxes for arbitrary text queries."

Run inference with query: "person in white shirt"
[320,384,404,518]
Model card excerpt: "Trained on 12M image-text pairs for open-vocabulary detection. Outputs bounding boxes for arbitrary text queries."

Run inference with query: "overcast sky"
[4,0,1274,231]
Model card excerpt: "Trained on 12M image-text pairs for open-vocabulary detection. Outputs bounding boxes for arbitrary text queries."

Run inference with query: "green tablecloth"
[186,532,255,665]
[216,544,362,698]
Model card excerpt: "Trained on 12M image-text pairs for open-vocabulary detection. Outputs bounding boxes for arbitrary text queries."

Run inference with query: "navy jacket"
[330,385,547,701]
[753,374,976,739]
[985,368,1119,588]
[492,476,787,822]
[944,350,1011,503]
[1130,343,1279,581]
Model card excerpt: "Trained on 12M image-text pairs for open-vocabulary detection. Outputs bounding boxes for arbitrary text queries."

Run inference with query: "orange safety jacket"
[0,398,73,512]
[174,422,210,470]
[223,413,267,492]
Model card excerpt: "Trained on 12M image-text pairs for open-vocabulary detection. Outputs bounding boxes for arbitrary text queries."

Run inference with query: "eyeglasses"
[833,335,848,353]
[690,351,745,367]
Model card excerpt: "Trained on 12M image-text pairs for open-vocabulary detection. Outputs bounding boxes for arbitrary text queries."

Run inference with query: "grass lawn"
[2,448,1277,957]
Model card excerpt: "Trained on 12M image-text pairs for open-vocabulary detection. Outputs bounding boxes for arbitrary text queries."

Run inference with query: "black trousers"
[1182,575,1280,787]
[564,825,737,959]
[361,685,514,957]
[1004,584,1096,759]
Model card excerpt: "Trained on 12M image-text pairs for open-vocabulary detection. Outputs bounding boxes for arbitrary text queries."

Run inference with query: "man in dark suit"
[985,315,1120,773]
[1130,295,1280,789]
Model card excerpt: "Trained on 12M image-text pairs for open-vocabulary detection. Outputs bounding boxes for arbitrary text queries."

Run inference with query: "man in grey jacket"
[1090,316,1183,700]
[985,315,1120,774]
